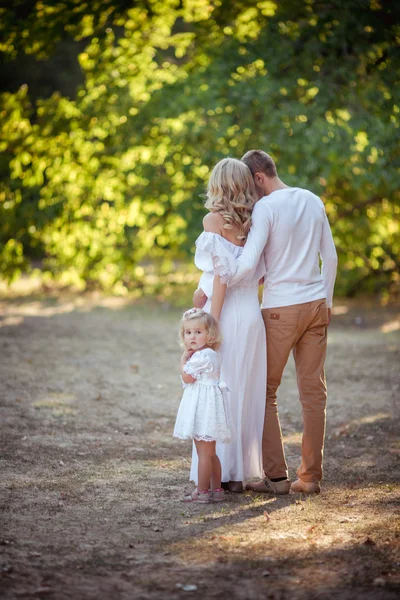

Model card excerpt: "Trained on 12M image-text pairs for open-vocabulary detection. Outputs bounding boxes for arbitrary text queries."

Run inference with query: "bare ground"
[0,293,399,600]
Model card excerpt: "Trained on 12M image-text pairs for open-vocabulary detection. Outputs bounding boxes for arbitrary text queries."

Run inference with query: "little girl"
[173,308,232,503]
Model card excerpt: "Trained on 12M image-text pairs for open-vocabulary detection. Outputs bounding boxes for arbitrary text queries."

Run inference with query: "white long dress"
[173,348,232,443]
[190,232,267,484]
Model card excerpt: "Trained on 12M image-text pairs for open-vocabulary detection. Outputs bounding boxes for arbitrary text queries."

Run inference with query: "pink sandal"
[211,488,225,502]
[182,489,211,503]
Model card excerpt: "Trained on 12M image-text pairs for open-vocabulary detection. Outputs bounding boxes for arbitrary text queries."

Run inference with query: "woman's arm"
[203,212,227,321]
[210,275,226,321]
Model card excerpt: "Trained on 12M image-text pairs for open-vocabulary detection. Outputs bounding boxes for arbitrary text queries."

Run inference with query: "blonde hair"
[179,308,222,350]
[205,157,258,240]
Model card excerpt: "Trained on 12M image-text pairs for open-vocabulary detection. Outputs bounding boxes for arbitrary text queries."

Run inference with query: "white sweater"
[229,187,338,308]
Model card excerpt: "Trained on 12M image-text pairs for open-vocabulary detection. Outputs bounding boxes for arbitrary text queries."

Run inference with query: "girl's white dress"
[190,232,267,484]
[173,348,232,443]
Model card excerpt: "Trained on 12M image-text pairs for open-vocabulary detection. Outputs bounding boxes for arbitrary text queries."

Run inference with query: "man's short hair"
[241,150,277,178]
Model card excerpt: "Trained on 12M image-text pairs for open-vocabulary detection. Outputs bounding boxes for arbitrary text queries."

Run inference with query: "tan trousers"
[261,299,329,483]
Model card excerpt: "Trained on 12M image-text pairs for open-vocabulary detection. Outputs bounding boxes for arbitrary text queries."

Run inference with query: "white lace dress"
[190,231,267,484]
[173,348,232,443]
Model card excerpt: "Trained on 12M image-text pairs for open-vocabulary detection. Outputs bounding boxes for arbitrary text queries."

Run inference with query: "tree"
[1,0,399,295]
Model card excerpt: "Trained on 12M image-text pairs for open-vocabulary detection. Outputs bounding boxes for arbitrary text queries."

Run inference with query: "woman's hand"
[193,288,207,308]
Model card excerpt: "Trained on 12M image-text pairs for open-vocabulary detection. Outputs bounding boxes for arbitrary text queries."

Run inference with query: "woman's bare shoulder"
[203,212,224,233]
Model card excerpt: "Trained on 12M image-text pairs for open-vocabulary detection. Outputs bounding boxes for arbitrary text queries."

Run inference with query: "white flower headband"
[183,308,199,318]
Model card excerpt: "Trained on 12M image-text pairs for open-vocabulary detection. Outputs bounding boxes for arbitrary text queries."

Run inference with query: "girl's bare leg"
[210,453,222,490]
[194,440,215,491]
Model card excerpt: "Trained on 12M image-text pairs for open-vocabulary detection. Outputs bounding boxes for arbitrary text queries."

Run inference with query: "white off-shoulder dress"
[190,231,267,484]
[173,348,232,443]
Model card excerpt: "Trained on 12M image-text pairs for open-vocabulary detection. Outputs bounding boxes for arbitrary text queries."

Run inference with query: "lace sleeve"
[210,255,233,285]
[195,232,238,285]
[183,350,214,379]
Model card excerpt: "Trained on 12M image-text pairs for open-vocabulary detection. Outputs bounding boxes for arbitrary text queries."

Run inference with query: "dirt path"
[0,294,399,599]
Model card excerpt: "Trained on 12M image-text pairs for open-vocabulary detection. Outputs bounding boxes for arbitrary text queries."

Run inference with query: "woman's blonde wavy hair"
[205,157,258,240]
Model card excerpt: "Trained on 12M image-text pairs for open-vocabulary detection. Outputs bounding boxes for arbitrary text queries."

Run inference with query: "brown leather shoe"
[290,479,321,494]
[222,480,243,493]
[245,477,291,495]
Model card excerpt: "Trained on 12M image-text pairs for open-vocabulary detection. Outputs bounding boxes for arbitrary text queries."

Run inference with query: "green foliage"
[1,0,399,295]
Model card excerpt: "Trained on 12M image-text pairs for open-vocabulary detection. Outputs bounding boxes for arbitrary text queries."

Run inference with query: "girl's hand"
[181,349,195,363]
[180,350,196,383]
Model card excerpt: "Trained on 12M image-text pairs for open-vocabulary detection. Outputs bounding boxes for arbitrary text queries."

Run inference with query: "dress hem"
[173,433,231,444]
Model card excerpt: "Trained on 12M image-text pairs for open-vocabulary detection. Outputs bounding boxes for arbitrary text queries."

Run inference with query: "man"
[194,150,337,494]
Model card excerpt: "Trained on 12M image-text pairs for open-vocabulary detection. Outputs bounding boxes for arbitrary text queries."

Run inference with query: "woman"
[189,158,267,491]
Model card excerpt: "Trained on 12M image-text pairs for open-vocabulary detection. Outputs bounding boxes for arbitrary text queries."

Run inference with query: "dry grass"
[0,293,399,599]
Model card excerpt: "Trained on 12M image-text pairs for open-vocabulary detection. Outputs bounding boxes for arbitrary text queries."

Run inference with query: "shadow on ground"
[0,295,399,599]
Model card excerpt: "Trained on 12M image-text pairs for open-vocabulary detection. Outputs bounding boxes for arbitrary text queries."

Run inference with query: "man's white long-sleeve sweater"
[229,187,338,308]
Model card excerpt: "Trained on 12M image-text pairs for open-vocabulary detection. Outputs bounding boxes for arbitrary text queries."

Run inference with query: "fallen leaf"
[59,460,65,467]
[176,583,198,591]
[1,565,12,573]
[34,586,51,595]
[262,570,271,577]
[263,511,271,521]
